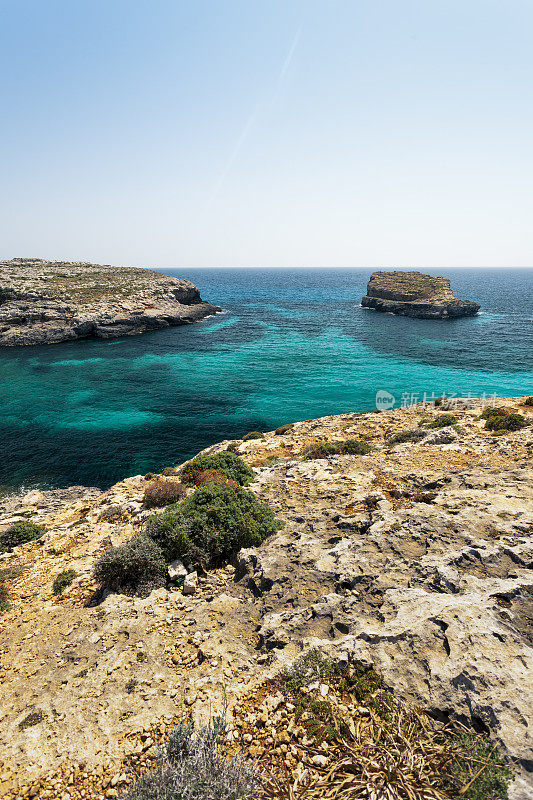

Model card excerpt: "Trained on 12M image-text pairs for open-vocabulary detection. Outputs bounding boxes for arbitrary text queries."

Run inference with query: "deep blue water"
[1,268,531,492]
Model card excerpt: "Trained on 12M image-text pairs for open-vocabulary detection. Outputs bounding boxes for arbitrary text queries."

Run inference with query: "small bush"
[242,431,263,441]
[143,479,187,508]
[0,520,45,554]
[427,413,458,429]
[485,412,529,432]
[151,483,281,567]
[162,466,178,476]
[52,569,76,595]
[191,469,236,487]
[387,428,427,446]
[98,505,125,523]
[524,397,533,406]
[93,535,167,597]
[180,451,254,487]
[122,717,259,800]
[274,423,294,435]
[302,439,373,459]
[0,583,9,612]
[125,678,137,694]
[480,406,509,420]
[145,507,191,562]
[18,711,44,731]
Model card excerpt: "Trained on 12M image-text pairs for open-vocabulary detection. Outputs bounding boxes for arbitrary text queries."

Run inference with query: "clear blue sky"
[1,0,532,267]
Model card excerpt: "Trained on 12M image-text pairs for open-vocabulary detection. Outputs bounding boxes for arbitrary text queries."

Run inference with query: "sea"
[1,267,531,492]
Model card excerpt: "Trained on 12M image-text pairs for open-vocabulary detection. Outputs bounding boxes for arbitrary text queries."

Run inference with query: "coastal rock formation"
[0,258,220,345]
[361,270,480,318]
[0,397,531,798]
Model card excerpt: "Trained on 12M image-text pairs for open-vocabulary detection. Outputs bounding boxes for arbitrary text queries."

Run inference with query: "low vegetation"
[93,535,167,597]
[426,413,458,428]
[180,450,254,486]
[387,428,428,446]
[263,650,513,800]
[485,412,529,433]
[94,454,280,594]
[52,569,76,595]
[143,479,187,508]
[242,431,263,441]
[122,717,259,800]
[0,520,45,554]
[524,397,533,406]
[274,423,294,435]
[146,483,282,568]
[302,439,373,460]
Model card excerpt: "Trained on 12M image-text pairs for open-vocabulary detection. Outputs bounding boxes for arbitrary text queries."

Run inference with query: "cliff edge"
[0,397,531,799]
[0,259,220,345]
[361,270,480,319]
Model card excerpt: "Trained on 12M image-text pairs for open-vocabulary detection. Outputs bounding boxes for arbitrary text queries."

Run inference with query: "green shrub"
[387,428,427,446]
[480,406,509,420]
[524,397,533,406]
[242,431,263,441]
[151,483,281,567]
[143,479,187,508]
[98,505,125,523]
[144,507,191,562]
[0,583,9,612]
[93,535,167,597]
[0,520,45,554]
[18,711,44,731]
[485,412,529,432]
[302,439,373,459]
[274,423,294,435]
[427,414,458,429]
[180,451,254,487]
[52,569,76,595]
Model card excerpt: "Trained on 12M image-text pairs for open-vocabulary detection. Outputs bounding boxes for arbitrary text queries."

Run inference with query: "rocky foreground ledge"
[0,259,220,345]
[361,271,480,319]
[0,398,532,798]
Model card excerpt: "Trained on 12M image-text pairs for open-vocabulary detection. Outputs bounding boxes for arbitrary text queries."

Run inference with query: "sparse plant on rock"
[143,479,187,508]
[121,716,259,800]
[242,431,263,441]
[93,535,167,597]
[485,412,529,432]
[98,505,125,523]
[180,451,254,486]
[387,428,427,446]
[427,413,458,428]
[274,423,294,435]
[52,569,76,595]
[302,439,373,459]
[524,397,533,406]
[0,520,45,554]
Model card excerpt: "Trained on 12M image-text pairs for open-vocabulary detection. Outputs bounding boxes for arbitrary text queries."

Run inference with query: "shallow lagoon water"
[0,268,531,491]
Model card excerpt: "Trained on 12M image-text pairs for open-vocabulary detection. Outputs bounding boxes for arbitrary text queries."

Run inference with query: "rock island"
[361,270,480,319]
[0,258,220,345]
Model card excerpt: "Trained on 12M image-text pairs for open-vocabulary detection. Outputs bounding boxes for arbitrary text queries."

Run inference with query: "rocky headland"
[0,397,532,799]
[361,271,480,319]
[0,259,220,345]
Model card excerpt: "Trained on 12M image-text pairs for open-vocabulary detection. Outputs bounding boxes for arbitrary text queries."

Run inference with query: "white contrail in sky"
[279,26,301,83]
[206,27,302,208]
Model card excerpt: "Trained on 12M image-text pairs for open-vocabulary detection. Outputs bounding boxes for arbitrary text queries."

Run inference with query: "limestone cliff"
[361,270,480,319]
[0,259,220,345]
[0,397,531,799]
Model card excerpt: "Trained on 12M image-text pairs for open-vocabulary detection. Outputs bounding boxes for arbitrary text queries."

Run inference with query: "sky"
[1,0,532,268]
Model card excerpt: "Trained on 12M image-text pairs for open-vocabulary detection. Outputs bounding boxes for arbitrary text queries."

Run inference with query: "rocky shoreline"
[361,270,480,319]
[0,397,531,799]
[0,259,220,345]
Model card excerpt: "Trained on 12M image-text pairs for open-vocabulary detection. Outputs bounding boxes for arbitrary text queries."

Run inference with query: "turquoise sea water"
[1,268,532,491]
